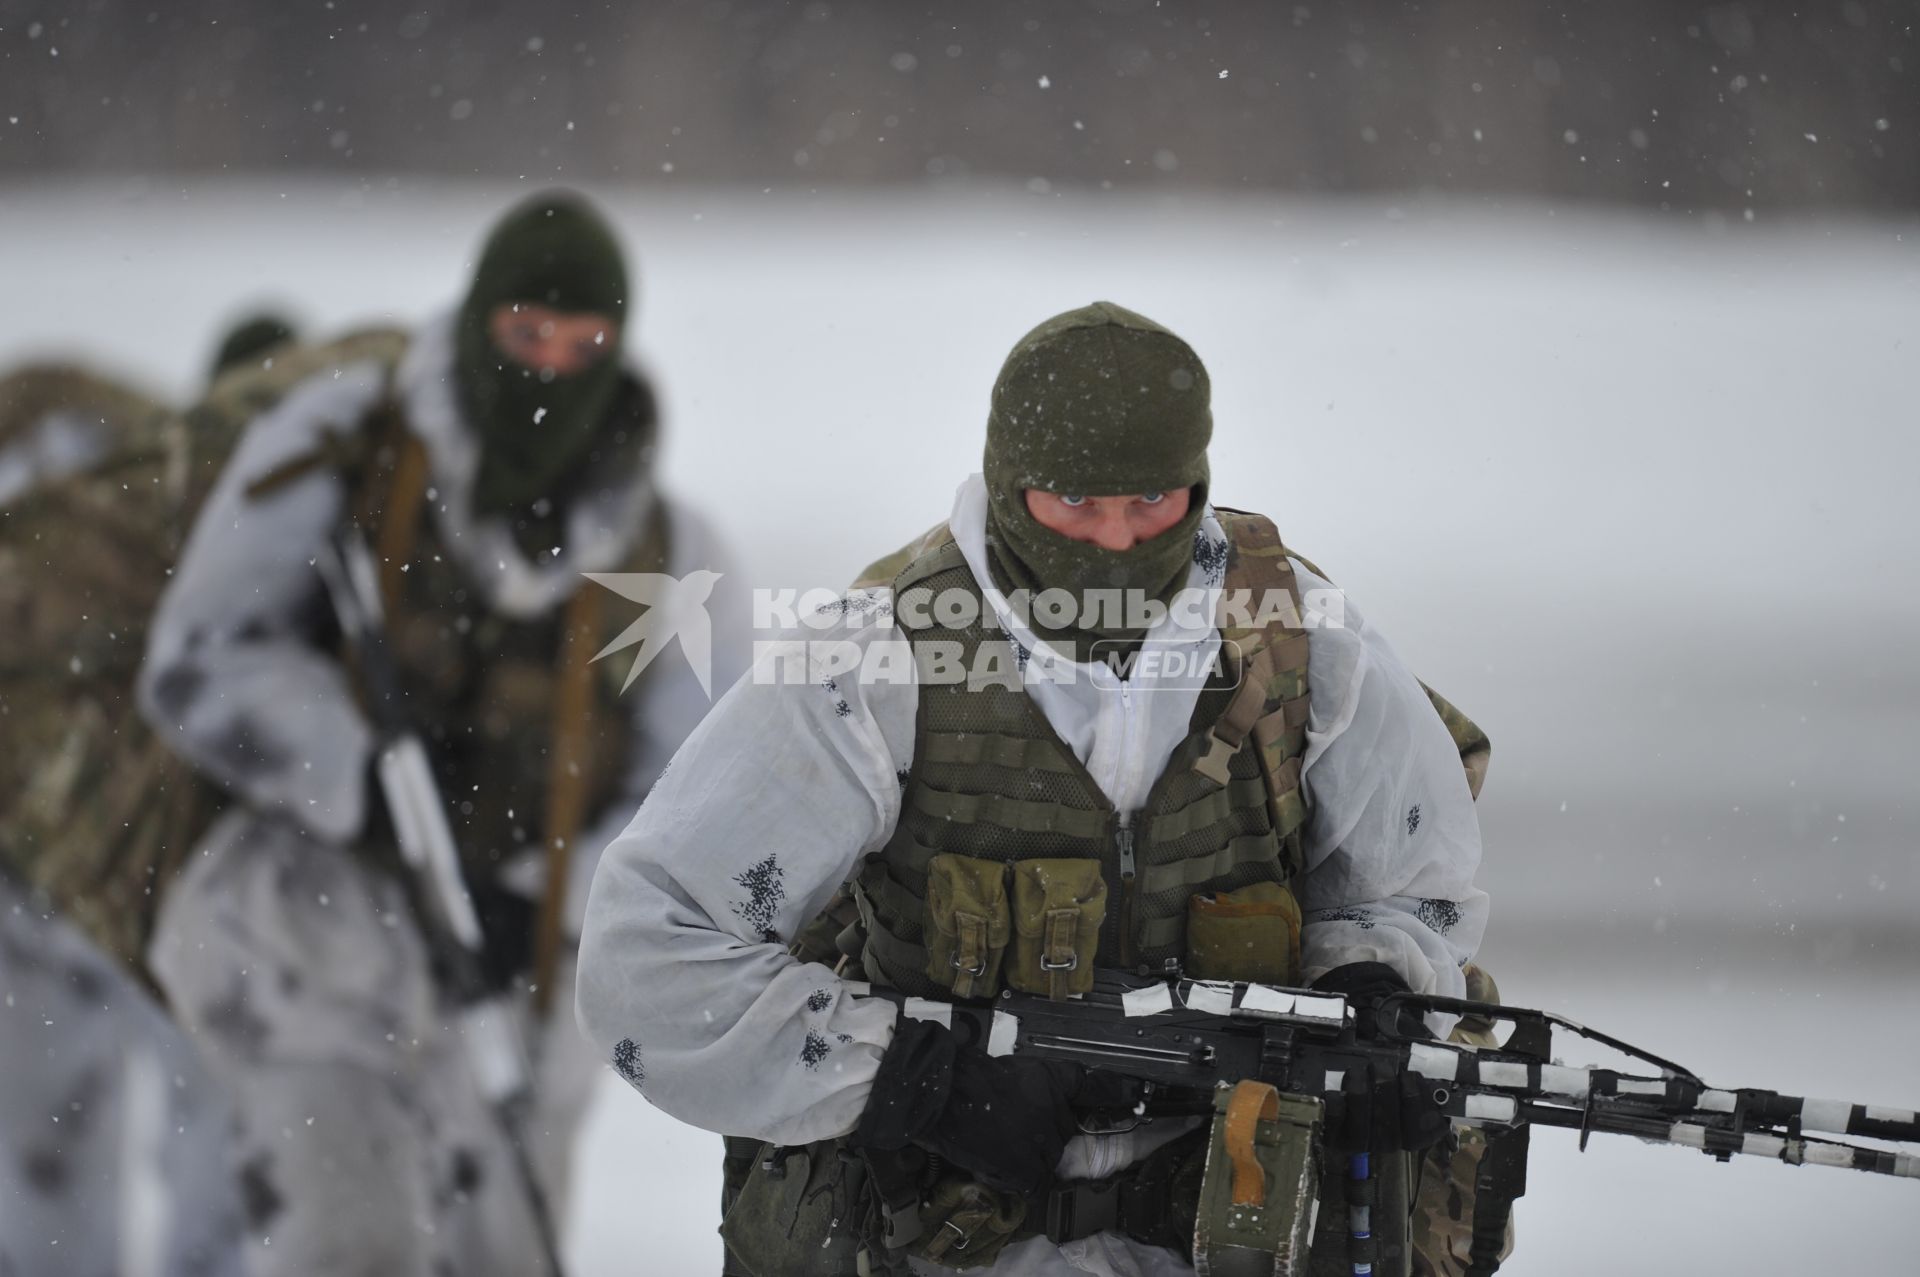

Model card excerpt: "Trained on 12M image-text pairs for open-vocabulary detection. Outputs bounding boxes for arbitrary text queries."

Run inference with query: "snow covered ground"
[4,178,1916,1273]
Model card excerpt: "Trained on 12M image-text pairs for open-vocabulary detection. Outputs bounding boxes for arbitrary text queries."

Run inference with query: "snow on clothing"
[137,312,748,1276]
[0,874,246,1277]
[577,475,1489,1274]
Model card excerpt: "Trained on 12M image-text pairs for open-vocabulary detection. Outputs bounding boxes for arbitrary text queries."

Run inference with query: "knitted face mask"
[981,301,1212,657]
[454,191,629,514]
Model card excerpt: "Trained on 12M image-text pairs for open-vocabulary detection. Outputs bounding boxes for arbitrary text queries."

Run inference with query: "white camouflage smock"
[577,475,1488,1277]
[137,312,748,1277]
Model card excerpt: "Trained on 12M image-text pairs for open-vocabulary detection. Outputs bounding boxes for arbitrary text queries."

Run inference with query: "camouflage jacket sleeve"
[137,362,389,843]
[575,610,915,1146]
[1291,562,1489,1031]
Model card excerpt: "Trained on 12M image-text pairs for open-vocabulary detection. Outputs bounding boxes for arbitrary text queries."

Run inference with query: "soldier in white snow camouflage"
[577,302,1497,1275]
[135,192,746,1276]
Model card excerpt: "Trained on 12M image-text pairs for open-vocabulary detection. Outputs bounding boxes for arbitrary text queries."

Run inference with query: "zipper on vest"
[1115,813,1138,969]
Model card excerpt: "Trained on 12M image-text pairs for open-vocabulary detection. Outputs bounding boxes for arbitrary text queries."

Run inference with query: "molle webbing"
[856,515,1311,997]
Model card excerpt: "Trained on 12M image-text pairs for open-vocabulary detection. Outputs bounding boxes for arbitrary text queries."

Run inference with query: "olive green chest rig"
[249,375,669,883]
[853,510,1316,1001]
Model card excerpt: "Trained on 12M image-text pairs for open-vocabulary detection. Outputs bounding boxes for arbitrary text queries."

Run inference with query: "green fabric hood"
[455,190,630,514]
[982,301,1212,657]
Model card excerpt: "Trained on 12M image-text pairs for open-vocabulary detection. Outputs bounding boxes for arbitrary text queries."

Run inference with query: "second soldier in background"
[135,191,745,1276]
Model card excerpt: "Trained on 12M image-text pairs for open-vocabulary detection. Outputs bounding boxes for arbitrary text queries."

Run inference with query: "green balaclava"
[455,190,630,515]
[983,301,1212,658]
[208,311,299,382]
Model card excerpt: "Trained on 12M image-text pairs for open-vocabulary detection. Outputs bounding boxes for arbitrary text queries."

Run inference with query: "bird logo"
[583,569,724,698]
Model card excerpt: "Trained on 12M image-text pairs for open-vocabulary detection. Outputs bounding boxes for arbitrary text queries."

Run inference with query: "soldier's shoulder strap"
[850,519,959,592]
[204,326,410,502]
[1210,506,1491,800]
[1192,509,1312,789]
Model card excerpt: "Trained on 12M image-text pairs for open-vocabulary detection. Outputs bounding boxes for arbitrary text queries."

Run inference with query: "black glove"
[852,1015,1123,1195]
[1312,960,1431,1041]
[1313,962,1449,1153]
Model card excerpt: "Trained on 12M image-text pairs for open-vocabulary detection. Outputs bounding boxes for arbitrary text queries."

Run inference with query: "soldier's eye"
[1058,494,1088,508]
[1139,492,1165,505]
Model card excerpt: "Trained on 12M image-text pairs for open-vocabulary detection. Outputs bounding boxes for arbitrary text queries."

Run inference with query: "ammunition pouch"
[924,854,1011,1000]
[916,1174,1027,1270]
[717,1140,867,1277]
[1184,881,1302,986]
[1008,858,1106,1001]
[924,855,1109,1002]
[1195,1082,1325,1276]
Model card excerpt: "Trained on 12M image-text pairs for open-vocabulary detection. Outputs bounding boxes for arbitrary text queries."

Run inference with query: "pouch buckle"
[1193,732,1236,786]
[942,1219,974,1252]
[1040,952,1079,972]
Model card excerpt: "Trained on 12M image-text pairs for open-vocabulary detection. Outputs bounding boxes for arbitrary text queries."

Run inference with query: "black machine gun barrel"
[871,971,1920,1182]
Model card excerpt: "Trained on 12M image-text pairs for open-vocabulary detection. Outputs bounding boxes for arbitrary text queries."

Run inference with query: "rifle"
[315,530,569,1277]
[868,969,1919,1276]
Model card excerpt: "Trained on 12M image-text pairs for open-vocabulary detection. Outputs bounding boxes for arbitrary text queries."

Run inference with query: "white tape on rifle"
[1741,1133,1787,1160]
[1539,1065,1591,1099]
[987,1010,1019,1058]
[1800,1098,1853,1134]
[1617,1080,1667,1097]
[1697,1089,1737,1113]
[1122,983,1175,1018]
[1183,981,1235,1016]
[1803,1143,1855,1170]
[1478,1061,1529,1088]
[1290,993,1346,1023]
[1464,1094,1518,1124]
[842,980,872,997]
[1866,1105,1916,1125]
[902,998,952,1028]
[1668,1123,1708,1149]
[1408,1043,1459,1083]
[1894,1155,1919,1179]
[1239,983,1295,1016]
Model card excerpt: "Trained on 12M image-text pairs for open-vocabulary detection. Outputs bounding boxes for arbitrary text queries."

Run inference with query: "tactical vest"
[238,343,668,998]
[852,510,1315,999]
[342,409,665,890]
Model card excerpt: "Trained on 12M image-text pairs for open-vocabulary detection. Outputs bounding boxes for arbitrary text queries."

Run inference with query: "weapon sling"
[319,402,572,1276]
